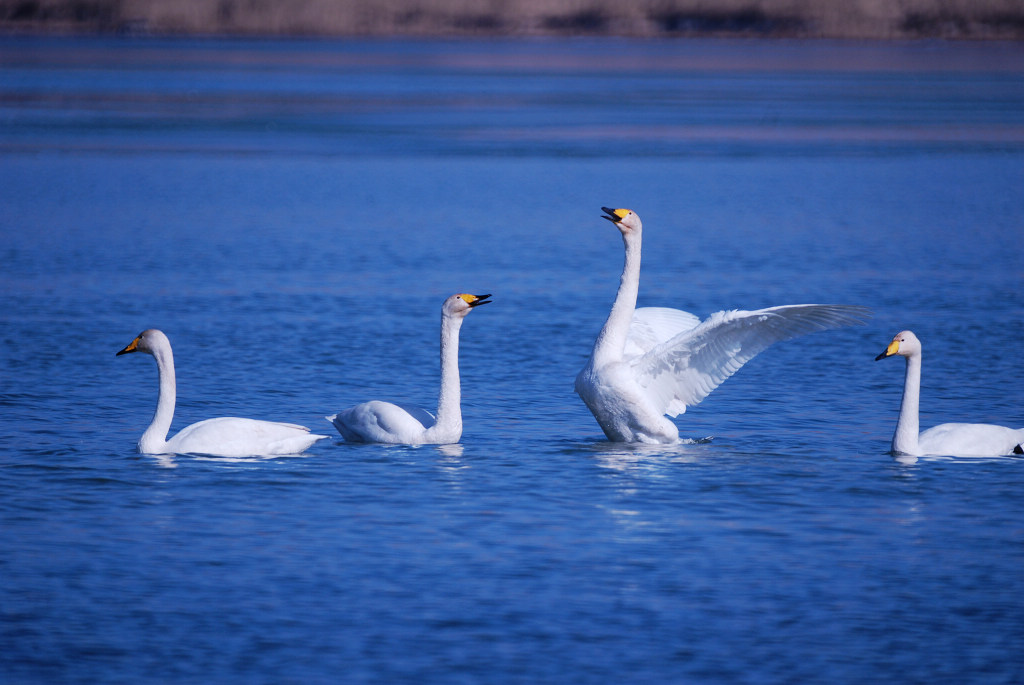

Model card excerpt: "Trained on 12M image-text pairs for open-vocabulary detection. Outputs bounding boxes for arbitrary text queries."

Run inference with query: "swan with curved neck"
[575,207,870,444]
[116,329,327,457]
[328,293,491,445]
[875,330,1024,456]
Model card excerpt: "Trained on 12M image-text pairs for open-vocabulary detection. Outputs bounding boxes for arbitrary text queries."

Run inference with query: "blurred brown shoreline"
[2,0,1024,40]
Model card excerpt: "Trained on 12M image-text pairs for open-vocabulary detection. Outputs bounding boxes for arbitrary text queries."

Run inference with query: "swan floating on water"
[875,330,1024,457]
[117,329,327,457]
[575,207,870,444]
[328,293,491,445]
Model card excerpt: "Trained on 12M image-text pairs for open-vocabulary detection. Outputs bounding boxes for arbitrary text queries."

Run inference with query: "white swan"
[328,293,491,445]
[875,330,1024,457]
[575,207,871,444]
[116,329,327,457]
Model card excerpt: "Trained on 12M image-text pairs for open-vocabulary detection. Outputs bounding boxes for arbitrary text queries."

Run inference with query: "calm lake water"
[2,36,1024,683]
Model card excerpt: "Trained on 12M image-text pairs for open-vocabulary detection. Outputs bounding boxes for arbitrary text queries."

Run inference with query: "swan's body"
[116,329,327,457]
[575,207,870,444]
[328,293,491,445]
[875,330,1024,457]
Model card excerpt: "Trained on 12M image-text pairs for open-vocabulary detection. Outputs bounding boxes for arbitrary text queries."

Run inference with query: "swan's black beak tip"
[874,351,889,361]
[468,294,492,307]
[116,339,140,356]
[601,207,618,222]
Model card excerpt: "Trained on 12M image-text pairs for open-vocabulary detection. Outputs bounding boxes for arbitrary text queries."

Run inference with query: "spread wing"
[631,304,871,417]
[624,307,702,361]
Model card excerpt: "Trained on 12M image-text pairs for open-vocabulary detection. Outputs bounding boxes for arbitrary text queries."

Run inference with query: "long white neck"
[592,231,641,367]
[892,352,922,455]
[139,342,176,453]
[426,313,465,441]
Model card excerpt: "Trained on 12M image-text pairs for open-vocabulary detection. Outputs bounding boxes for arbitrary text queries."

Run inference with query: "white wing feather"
[169,417,326,456]
[631,304,870,417]
[624,307,702,360]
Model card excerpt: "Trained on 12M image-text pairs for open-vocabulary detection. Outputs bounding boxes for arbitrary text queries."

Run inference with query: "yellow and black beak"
[874,339,900,361]
[601,207,624,223]
[116,334,142,356]
[461,293,492,308]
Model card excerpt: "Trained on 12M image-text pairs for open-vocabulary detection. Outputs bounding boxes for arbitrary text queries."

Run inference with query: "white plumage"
[575,207,870,444]
[328,293,491,445]
[876,330,1024,457]
[117,329,327,457]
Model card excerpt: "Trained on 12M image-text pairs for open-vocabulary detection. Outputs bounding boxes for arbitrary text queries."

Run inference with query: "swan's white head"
[601,207,642,236]
[443,293,492,318]
[116,328,169,357]
[875,330,921,361]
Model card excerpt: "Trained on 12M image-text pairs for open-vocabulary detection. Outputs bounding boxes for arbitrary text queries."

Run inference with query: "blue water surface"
[1,36,1023,684]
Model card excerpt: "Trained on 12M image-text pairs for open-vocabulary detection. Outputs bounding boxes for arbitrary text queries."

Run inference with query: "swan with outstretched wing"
[575,207,870,444]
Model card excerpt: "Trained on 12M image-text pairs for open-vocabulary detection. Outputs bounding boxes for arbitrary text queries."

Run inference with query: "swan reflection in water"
[586,436,715,472]
[146,451,316,469]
